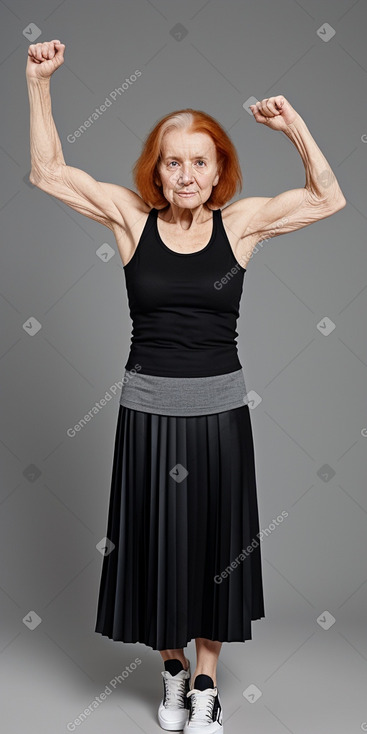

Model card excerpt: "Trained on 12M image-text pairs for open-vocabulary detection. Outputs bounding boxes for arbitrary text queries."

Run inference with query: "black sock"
[193,674,214,690]
[164,659,185,676]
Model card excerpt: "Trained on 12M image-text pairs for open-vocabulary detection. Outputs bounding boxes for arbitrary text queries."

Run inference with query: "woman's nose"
[180,168,194,182]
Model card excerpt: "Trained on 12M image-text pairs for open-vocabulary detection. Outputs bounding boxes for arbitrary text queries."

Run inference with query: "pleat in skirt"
[94,404,265,651]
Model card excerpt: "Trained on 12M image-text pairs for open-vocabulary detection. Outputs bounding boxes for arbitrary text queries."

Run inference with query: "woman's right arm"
[27,41,135,231]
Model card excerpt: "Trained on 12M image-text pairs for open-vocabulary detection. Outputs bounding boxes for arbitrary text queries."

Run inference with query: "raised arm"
[26,40,132,231]
[235,96,346,246]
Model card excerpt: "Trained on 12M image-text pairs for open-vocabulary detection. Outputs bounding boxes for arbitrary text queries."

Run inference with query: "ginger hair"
[132,108,243,209]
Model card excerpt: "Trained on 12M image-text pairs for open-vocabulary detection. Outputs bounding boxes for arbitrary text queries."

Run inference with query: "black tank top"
[123,207,246,377]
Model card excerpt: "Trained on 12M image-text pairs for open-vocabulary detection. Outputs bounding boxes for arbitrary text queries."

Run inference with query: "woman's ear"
[213,170,220,186]
[213,160,223,187]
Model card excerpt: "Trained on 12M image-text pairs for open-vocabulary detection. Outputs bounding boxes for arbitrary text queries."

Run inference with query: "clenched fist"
[26,40,65,80]
[249,96,299,131]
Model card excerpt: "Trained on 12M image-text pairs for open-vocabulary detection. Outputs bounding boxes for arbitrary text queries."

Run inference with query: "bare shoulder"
[222,196,272,239]
[219,197,271,268]
[99,183,149,226]
[104,185,151,266]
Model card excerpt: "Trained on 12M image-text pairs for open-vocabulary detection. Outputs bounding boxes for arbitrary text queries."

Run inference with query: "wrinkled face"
[155,129,220,207]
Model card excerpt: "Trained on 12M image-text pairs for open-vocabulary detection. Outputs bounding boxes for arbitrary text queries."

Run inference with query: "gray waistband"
[119,368,248,416]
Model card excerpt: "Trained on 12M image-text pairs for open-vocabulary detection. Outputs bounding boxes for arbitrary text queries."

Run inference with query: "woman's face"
[156,129,220,208]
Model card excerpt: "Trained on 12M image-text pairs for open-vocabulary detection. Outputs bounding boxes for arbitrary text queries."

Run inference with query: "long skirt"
[94,404,265,651]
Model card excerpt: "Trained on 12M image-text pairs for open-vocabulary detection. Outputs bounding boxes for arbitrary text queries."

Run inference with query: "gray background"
[1,0,366,732]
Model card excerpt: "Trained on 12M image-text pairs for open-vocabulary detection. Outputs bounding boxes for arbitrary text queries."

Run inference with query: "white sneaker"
[184,686,223,733]
[158,662,191,731]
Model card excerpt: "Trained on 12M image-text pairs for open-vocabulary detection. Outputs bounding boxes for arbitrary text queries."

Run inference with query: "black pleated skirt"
[94,404,265,651]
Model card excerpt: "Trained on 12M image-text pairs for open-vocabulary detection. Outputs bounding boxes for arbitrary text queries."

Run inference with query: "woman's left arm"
[241,96,346,242]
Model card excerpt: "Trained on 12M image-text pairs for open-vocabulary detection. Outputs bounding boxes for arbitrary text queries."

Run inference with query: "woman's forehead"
[161,130,215,156]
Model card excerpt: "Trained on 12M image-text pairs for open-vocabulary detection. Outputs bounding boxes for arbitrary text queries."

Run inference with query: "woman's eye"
[168,160,205,167]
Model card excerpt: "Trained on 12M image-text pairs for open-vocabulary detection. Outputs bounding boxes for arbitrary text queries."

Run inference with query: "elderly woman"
[27,40,345,734]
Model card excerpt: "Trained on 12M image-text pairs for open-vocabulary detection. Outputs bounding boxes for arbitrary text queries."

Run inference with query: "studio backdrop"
[0,1,366,733]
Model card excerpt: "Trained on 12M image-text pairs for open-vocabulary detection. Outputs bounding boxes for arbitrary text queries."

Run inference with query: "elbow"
[29,164,63,188]
[307,184,346,212]
[29,170,39,186]
[29,168,47,187]
[329,184,347,211]
[317,192,347,213]
[331,194,346,212]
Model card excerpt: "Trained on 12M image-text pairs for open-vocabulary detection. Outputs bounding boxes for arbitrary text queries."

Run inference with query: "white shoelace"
[187,688,217,723]
[162,672,188,709]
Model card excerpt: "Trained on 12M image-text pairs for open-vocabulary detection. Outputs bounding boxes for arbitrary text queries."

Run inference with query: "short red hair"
[132,108,243,209]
